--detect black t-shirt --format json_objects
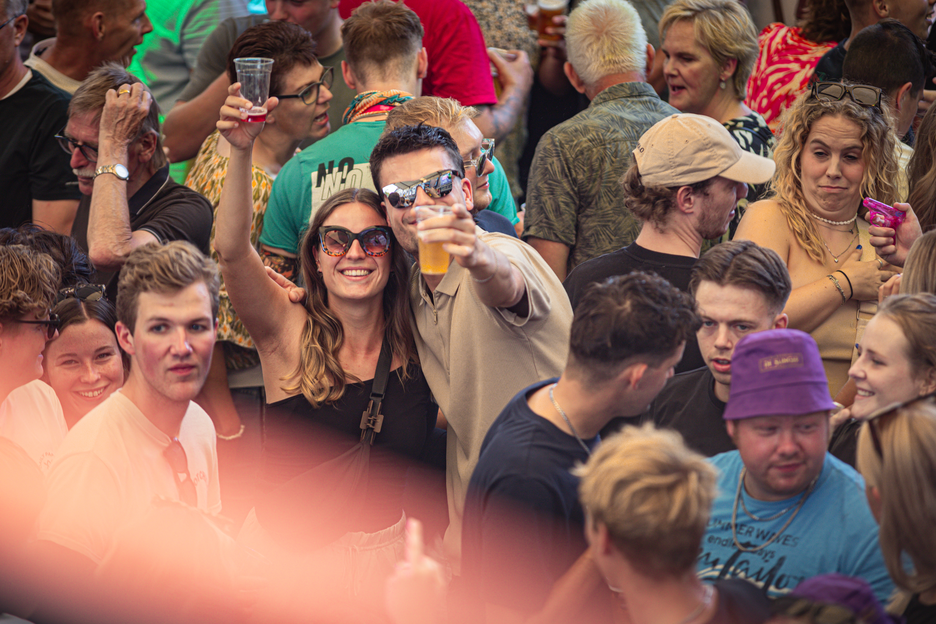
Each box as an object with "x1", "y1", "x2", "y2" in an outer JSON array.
[
  {"x1": 644, "y1": 366, "x2": 735, "y2": 457},
  {"x1": 0, "y1": 71, "x2": 80, "y2": 228},
  {"x1": 904, "y1": 593, "x2": 936, "y2": 624},
  {"x1": 475, "y1": 209, "x2": 518, "y2": 237},
  {"x1": 563, "y1": 242, "x2": 704, "y2": 373},
  {"x1": 814, "y1": 39, "x2": 847, "y2": 83},
  {"x1": 72, "y1": 166, "x2": 213, "y2": 296},
  {"x1": 462, "y1": 378, "x2": 596, "y2": 615}
]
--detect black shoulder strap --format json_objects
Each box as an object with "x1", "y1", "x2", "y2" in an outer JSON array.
[{"x1": 360, "y1": 337, "x2": 393, "y2": 445}]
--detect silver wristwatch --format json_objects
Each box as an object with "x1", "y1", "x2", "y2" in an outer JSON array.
[{"x1": 93, "y1": 164, "x2": 130, "y2": 180}]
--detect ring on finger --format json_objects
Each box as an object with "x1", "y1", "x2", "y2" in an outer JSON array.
[
  {"x1": 877, "y1": 258, "x2": 884, "y2": 269},
  {"x1": 118, "y1": 88, "x2": 131, "y2": 95}
]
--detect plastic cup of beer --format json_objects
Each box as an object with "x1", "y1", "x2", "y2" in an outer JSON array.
[
  {"x1": 415, "y1": 205, "x2": 452, "y2": 275},
  {"x1": 537, "y1": 0, "x2": 569, "y2": 41},
  {"x1": 234, "y1": 57, "x2": 273, "y2": 123}
]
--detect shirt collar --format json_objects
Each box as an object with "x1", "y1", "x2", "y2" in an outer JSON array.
[
  {"x1": 129, "y1": 165, "x2": 170, "y2": 218},
  {"x1": 589, "y1": 82, "x2": 659, "y2": 108}
]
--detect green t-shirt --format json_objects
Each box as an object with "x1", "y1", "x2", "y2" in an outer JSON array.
[
  {"x1": 260, "y1": 120, "x2": 386, "y2": 256},
  {"x1": 487, "y1": 156, "x2": 518, "y2": 225}
]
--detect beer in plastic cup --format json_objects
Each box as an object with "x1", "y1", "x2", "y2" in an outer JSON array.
[
  {"x1": 234, "y1": 57, "x2": 273, "y2": 122},
  {"x1": 537, "y1": 0, "x2": 568, "y2": 41},
  {"x1": 415, "y1": 205, "x2": 452, "y2": 275}
]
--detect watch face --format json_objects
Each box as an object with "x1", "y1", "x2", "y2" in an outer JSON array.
[{"x1": 114, "y1": 164, "x2": 129, "y2": 179}]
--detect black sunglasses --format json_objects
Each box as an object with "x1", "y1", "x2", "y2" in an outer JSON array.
[
  {"x1": 12, "y1": 313, "x2": 61, "y2": 340},
  {"x1": 864, "y1": 391, "x2": 936, "y2": 459},
  {"x1": 273, "y1": 66, "x2": 334, "y2": 105},
  {"x1": 55, "y1": 284, "x2": 106, "y2": 305},
  {"x1": 810, "y1": 81, "x2": 883, "y2": 110},
  {"x1": 318, "y1": 225, "x2": 392, "y2": 257},
  {"x1": 382, "y1": 169, "x2": 461, "y2": 209},
  {"x1": 164, "y1": 437, "x2": 198, "y2": 507},
  {"x1": 464, "y1": 138, "x2": 495, "y2": 176},
  {"x1": 54, "y1": 129, "x2": 99, "y2": 163}
]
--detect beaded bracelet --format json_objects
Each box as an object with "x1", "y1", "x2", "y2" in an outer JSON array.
[
  {"x1": 827, "y1": 274, "x2": 847, "y2": 305},
  {"x1": 217, "y1": 423, "x2": 245, "y2": 441},
  {"x1": 834, "y1": 270, "x2": 853, "y2": 300}
]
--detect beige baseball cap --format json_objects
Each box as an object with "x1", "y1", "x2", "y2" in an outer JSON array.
[{"x1": 633, "y1": 114, "x2": 776, "y2": 188}]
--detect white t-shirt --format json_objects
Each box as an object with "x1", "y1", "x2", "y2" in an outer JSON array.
[
  {"x1": 37, "y1": 390, "x2": 221, "y2": 564},
  {"x1": 0, "y1": 380, "x2": 67, "y2": 473}
]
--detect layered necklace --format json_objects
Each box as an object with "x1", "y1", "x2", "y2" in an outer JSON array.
[
  {"x1": 809, "y1": 211, "x2": 858, "y2": 263},
  {"x1": 731, "y1": 468, "x2": 819, "y2": 553}
]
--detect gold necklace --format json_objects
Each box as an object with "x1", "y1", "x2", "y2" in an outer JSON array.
[{"x1": 820, "y1": 231, "x2": 859, "y2": 263}]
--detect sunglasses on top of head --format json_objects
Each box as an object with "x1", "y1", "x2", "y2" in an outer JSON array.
[
  {"x1": 809, "y1": 81, "x2": 883, "y2": 111},
  {"x1": 318, "y1": 226, "x2": 393, "y2": 257},
  {"x1": 381, "y1": 169, "x2": 461, "y2": 209}
]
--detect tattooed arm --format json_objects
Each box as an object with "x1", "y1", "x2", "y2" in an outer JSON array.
[{"x1": 473, "y1": 49, "x2": 534, "y2": 144}]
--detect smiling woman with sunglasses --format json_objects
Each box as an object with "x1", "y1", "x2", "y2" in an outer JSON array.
[
  {"x1": 213, "y1": 69, "x2": 438, "y2": 607},
  {"x1": 855, "y1": 394, "x2": 936, "y2": 623},
  {"x1": 736, "y1": 85, "x2": 902, "y2": 395}
]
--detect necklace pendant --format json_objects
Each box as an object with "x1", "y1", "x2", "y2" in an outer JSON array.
[{"x1": 834, "y1": 259, "x2": 838, "y2": 263}]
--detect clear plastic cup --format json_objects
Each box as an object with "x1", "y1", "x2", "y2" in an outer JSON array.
[
  {"x1": 234, "y1": 57, "x2": 274, "y2": 122},
  {"x1": 415, "y1": 205, "x2": 452, "y2": 275}
]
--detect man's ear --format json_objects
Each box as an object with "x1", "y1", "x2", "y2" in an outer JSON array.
[
  {"x1": 624, "y1": 362, "x2": 648, "y2": 390},
  {"x1": 894, "y1": 82, "x2": 915, "y2": 113},
  {"x1": 461, "y1": 175, "x2": 474, "y2": 213},
  {"x1": 773, "y1": 312, "x2": 789, "y2": 329},
  {"x1": 416, "y1": 47, "x2": 428, "y2": 80},
  {"x1": 645, "y1": 43, "x2": 655, "y2": 77},
  {"x1": 90, "y1": 11, "x2": 106, "y2": 41},
  {"x1": 726, "y1": 419, "x2": 738, "y2": 440},
  {"x1": 341, "y1": 60, "x2": 357, "y2": 91},
  {"x1": 676, "y1": 185, "x2": 698, "y2": 215},
  {"x1": 564, "y1": 62, "x2": 588, "y2": 95},
  {"x1": 872, "y1": 0, "x2": 890, "y2": 18},
  {"x1": 115, "y1": 321, "x2": 134, "y2": 356},
  {"x1": 133, "y1": 131, "x2": 158, "y2": 165}
]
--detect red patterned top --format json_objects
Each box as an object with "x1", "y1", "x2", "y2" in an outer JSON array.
[{"x1": 745, "y1": 24, "x2": 838, "y2": 134}]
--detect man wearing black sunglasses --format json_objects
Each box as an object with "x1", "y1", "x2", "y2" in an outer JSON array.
[
  {"x1": 0, "y1": 0, "x2": 80, "y2": 234},
  {"x1": 259, "y1": 0, "x2": 427, "y2": 271},
  {"x1": 370, "y1": 123, "x2": 573, "y2": 575},
  {"x1": 0, "y1": 245, "x2": 67, "y2": 475}
]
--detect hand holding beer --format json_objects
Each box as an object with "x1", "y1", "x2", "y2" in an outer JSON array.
[{"x1": 415, "y1": 202, "x2": 481, "y2": 276}]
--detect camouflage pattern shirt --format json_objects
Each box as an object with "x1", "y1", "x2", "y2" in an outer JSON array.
[{"x1": 523, "y1": 82, "x2": 677, "y2": 274}]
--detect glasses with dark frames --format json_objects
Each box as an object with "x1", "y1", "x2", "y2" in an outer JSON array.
[
  {"x1": 318, "y1": 226, "x2": 393, "y2": 257},
  {"x1": 272, "y1": 66, "x2": 334, "y2": 105},
  {"x1": 55, "y1": 284, "x2": 106, "y2": 305},
  {"x1": 382, "y1": 169, "x2": 462, "y2": 209},
  {"x1": 54, "y1": 128, "x2": 99, "y2": 163},
  {"x1": 11, "y1": 313, "x2": 61, "y2": 340},
  {"x1": 0, "y1": 13, "x2": 23, "y2": 31},
  {"x1": 463, "y1": 138, "x2": 495, "y2": 176},
  {"x1": 164, "y1": 437, "x2": 198, "y2": 507},
  {"x1": 809, "y1": 81, "x2": 883, "y2": 110}
]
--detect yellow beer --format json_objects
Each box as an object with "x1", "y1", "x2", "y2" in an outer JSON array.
[
  {"x1": 537, "y1": 0, "x2": 568, "y2": 41},
  {"x1": 415, "y1": 205, "x2": 452, "y2": 275}
]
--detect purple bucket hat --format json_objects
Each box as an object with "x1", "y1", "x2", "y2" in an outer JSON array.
[
  {"x1": 723, "y1": 329, "x2": 835, "y2": 421},
  {"x1": 788, "y1": 574, "x2": 900, "y2": 624}
]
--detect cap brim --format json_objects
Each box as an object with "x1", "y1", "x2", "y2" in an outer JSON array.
[{"x1": 720, "y1": 150, "x2": 776, "y2": 186}]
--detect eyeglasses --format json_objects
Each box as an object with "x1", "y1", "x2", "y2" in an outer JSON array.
[
  {"x1": 382, "y1": 169, "x2": 462, "y2": 209},
  {"x1": 464, "y1": 138, "x2": 495, "y2": 176},
  {"x1": 164, "y1": 437, "x2": 198, "y2": 507},
  {"x1": 11, "y1": 313, "x2": 61, "y2": 340},
  {"x1": 771, "y1": 597, "x2": 861, "y2": 624},
  {"x1": 273, "y1": 66, "x2": 334, "y2": 105},
  {"x1": 809, "y1": 81, "x2": 883, "y2": 110},
  {"x1": 0, "y1": 13, "x2": 22, "y2": 31},
  {"x1": 55, "y1": 284, "x2": 106, "y2": 305},
  {"x1": 55, "y1": 129, "x2": 99, "y2": 163},
  {"x1": 864, "y1": 391, "x2": 936, "y2": 459},
  {"x1": 318, "y1": 225, "x2": 393, "y2": 257}
]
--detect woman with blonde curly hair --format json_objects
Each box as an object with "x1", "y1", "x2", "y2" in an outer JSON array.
[
  {"x1": 736, "y1": 86, "x2": 899, "y2": 394},
  {"x1": 856, "y1": 394, "x2": 936, "y2": 623}
]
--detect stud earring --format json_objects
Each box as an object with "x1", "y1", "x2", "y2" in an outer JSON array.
[{"x1": 719, "y1": 80, "x2": 727, "y2": 90}]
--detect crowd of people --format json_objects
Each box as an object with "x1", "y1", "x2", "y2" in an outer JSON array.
[{"x1": 2, "y1": 0, "x2": 936, "y2": 623}]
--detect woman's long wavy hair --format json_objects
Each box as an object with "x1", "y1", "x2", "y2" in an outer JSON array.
[
  {"x1": 281, "y1": 188, "x2": 417, "y2": 407},
  {"x1": 907, "y1": 103, "x2": 936, "y2": 233},
  {"x1": 767, "y1": 89, "x2": 898, "y2": 263},
  {"x1": 856, "y1": 397, "x2": 936, "y2": 601}
]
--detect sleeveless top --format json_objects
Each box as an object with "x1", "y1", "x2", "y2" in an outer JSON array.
[{"x1": 260, "y1": 363, "x2": 437, "y2": 532}]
